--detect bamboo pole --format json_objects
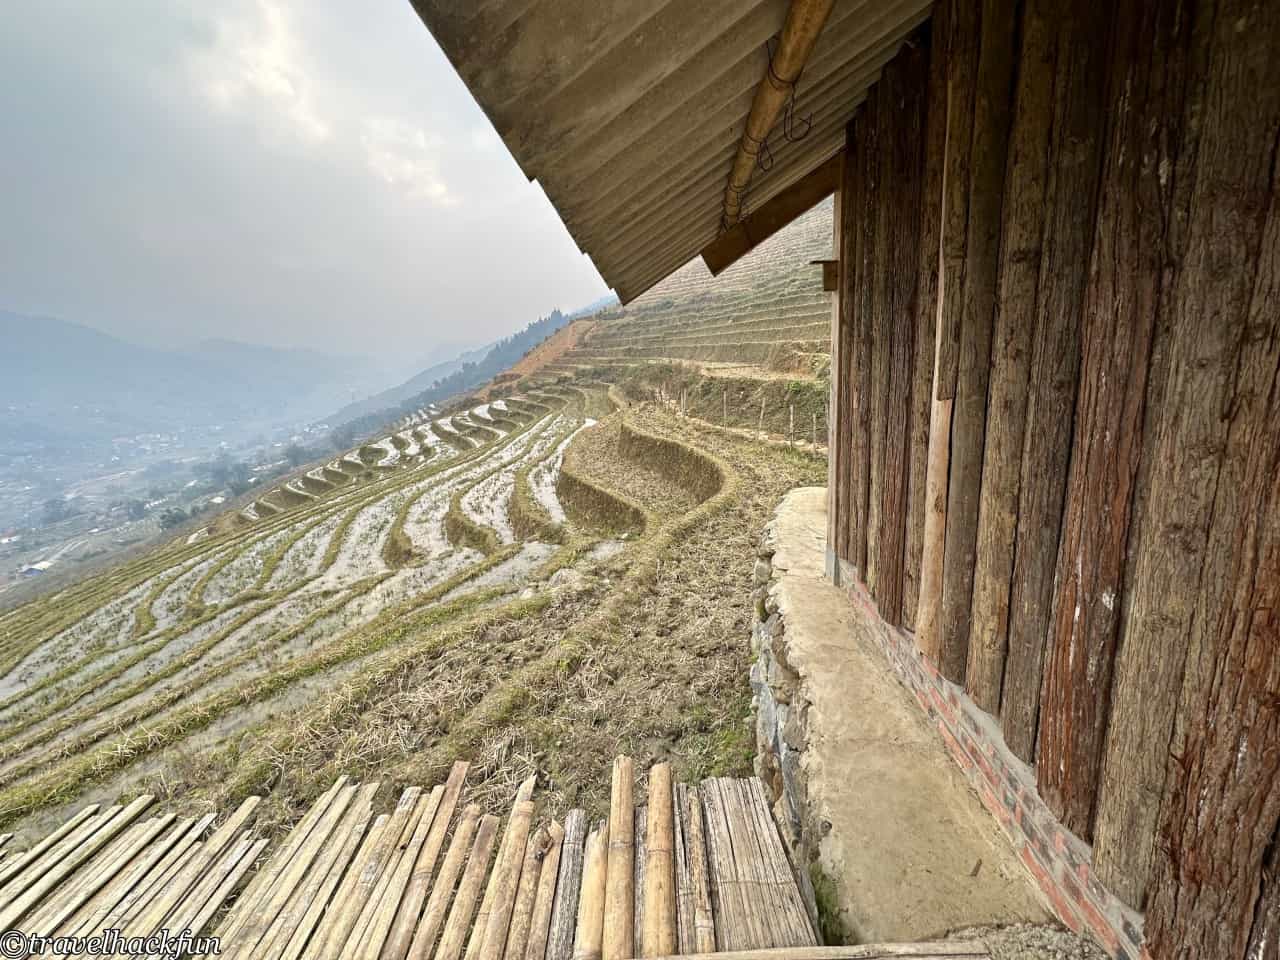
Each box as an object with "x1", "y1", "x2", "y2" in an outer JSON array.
[
  {"x1": 722, "y1": 0, "x2": 838, "y2": 223},
  {"x1": 685, "y1": 790, "x2": 716, "y2": 954},
  {"x1": 524, "y1": 822, "x2": 565, "y2": 960},
  {"x1": 603, "y1": 757, "x2": 635, "y2": 960},
  {"x1": 642, "y1": 764, "x2": 677, "y2": 957},
  {"x1": 547, "y1": 811, "x2": 588, "y2": 960},
  {"x1": 404, "y1": 806, "x2": 482, "y2": 960},
  {"x1": 505, "y1": 827, "x2": 550, "y2": 960},
  {"x1": 434, "y1": 815, "x2": 500, "y2": 960},
  {"x1": 759, "y1": 398, "x2": 766, "y2": 437},
  {"x1": 477, "y1": 800, "x2": 536, "y2": 960},
  {"x1": 572, "y1": 822, "x2": 609, "y2": 960}
]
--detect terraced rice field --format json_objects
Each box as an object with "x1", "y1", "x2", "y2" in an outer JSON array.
[
  {"x1": 546, "y1": 200, "x2": 833, "y2": 381},
  {"x1": 0, "y1": 377, "x2": 824, "y2": 845}
]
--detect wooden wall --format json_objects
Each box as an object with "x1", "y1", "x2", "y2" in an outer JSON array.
[{"x1": 827, "y1": 0, "x2": 1280, "y2": 955}]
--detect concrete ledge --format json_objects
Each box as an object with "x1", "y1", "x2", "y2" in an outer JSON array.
[{"x1": 752, "y1": 488, "x2": 1047, "y2": 943}]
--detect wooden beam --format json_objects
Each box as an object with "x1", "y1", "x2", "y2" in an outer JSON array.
[
  {"x1": 872, "y1": 36, "x2": 928, "y2": 626},
  {"x1": 1057, "y1": 0, "x2": 1203, "y2": 907},
  {"x1": 936, "y1": 0, "x2": 1018, "y2": 683},
  {"x1": 701, "y1": 153, "x2": 842, "y2": 276},
  {"x1": 1019, "y1": 0, "x2": 1114, "y2": 823},
  {"x1": 963, "y1": 0, "x2": 1056, "y2": 714},
  {"x1": 902, "y1": 12, "x2": 946, "y2": 632}
]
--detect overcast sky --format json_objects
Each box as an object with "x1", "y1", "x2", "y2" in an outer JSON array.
[{"x1": 0, "y1": 0, "x2": 609, "y2": 365}]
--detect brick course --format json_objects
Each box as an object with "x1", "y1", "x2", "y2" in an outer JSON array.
[{"x1": 832, "y1": 559, "x2": 1145, "y2": 960}]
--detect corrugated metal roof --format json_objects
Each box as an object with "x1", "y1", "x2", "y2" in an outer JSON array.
[{"x1": 411, "y1": 0, "x2": 931, "y2": 301}]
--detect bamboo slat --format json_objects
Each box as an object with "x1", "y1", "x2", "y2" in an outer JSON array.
[
  {"x1": 684, "y1": 789, "x2": 716, "y2": 954},
  {"x1": 339, "y1": 788, "x2": 424, "y2": 956},
  {"x1": 67, "y1": 814, "x2": 211, "y2": 942},
  {"x1": 382, "y1": 761, "x2": 471, "y2": 960},
  {"x1": 603, "y1": 756, "x2": 635, "y2": 960},
  {"x1": 229, "y1": 782, "x2": 362, "y2": 958},
  {"x1": 643, "y1": 764, "x2": 677, "y2": 957},
  {"x1": 302, "y1": 813, "x2": 392, "y2": 960},
  {"x1": 477, "y1": 799, "x2": 536, "y2": 960},
  {"x1": 467, "y1": 777, "x2": 536, "y2": 960},
  {"x1": 352, "y1": 787, "x2": 442, "y2": 960},
  {"x1": 0, "y1": 807, "x2": 114, "y2": 908},
  {"x1": 222, "y1": 779, "x2": 347, "y2": 946},
  {"x1": 505, "y1": 825, "x2": 550, "y2": 960},
  {"x1": 0, "y1": 795, "x2": 152, "y2": 931},
  {"x1": 262, "y1": 782, "x2": 380, "y2": 960},
  {"x1": 127, "y1": 795, "x2": 260, "y2": 938},
  {"x1": 279, "y1": 798, "x2": 377, "y2": 960},
  {"x1": 434, "y1": 814, "x2": 500, "y2": 960},
  {"x1": 29, "y1": 814, "x2": 175, "y2": 937},
  {"x1": 672, "y1": 786, "x2": 694, "y2": 954},
  {"x1": 572, "y1": 821, "x2": 609, "y2": 960},
  {"x1": 524, "y1": 821, "x2": 565, "y2": 960},
  {"x1": 405, "y1": 805, "x2": 482, "y2": 960},
  {"x1": 0, "y1": 805, "x2": 100, "y2": 896},
  {"x1": 547, "y1": 810, "x2": 587, "y2": 960}
]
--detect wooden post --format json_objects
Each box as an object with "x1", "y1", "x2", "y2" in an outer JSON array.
[
  {"x1": 1019, "y1": 0, "x2": 1115, "y2": 824},
  {"x1": 903, "y1": 8, "x2": 948, "y2": 631},
  {"x1": 963, "y1": 0, "x2": 1055, "y2": 713},
  {"x1": 788, "y1": 405, "x2": 795, "y2": 448},
  {"x1": 936, "y1": 0, "x2": 1018, "y2": 683},
  {"x1": 1050, "y1": 0, "x2": 1202, "y2": 903},
  {"x1": 933, "y1": 0, "x2": 978, "y2": 402},
  {"x1": 811, "y1": 413, "x2": 817, "y2": 451},
  {"x1": 872, "y1": 37, "x2": 927, "y2": 627},
  {"x1": 722, "y1": 390, "x2": 728, "y2": 428},
  {"x1": 758, "y1": 397, "x2": 766, "y2": 437},
  {"x1": 1112, "y1": 0, "x2": 1280, "y2": 935},
  {"x1": 850, "y1": 102, "x2": 877, "y2": 578}
]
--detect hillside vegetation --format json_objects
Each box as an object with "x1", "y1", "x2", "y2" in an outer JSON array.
[{"x1": 0, "y1": 211, "x2": 829, "y2": 849}]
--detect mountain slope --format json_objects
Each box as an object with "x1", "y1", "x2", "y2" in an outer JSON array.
[{"x1": 0, "y1": 312, "x2": 381, "y2": 444}]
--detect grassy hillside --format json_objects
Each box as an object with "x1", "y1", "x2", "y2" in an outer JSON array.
[
  {"x1": 556, "y1": 200, "x2": 833, "y2": 380},
  {"x1": 0, "y1": 212, "x2": 831, "y2": 847}
]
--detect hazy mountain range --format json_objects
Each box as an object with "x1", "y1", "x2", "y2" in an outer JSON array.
[{"x1": 0, "y1": 311, "x2": 390, "y2": 447}]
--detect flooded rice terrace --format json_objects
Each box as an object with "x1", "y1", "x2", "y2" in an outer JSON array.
[{"x1": 0, "y1": 388, "x2": 614, "y2": 841}]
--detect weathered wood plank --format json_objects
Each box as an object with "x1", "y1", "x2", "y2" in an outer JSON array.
[
  {"x1": 865, "y1": 74, "x2": 892, "y2": 601},
  {"x1": 1030, "y1": 0, "x2": 1134, "y2": 824},
  {"x1": 903, "y1": 12, "x2": 946, "y2": 630},
  {"x1": 933, "y1": 0, "x2": 978, "y2": 402},
  {"x1": 1057, "y1": 0, "x2": 1206, "y2": 907},
  {"x1": 546, "y1": 809, "x2": 587, "y2": 960},
  {"x1": 965, "y1": 0, "x2": 1056, "y2": 712},
  {"x1": 848, "y1": 103, "x2": 877, "y2": 579},
  {"x1": 873, "y1": 35, "x2": 927, "y2": 626},
  {"x1": 936, "y1": 0, "x2": 1018, "y2": 683},
  {"x1": 1143, "y1": 1, "x2": 1280, "y2": 948}
]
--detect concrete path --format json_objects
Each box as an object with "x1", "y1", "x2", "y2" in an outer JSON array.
[{"x1": 768, "y1": 487, "x2": 1047, "y2": 942}]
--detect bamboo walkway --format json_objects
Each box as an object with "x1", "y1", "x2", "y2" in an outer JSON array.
[{"x1": 0, "y1": 758, "x2": 988, "y2": 960}]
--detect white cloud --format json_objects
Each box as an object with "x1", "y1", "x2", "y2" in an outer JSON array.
[
  {"x1": 361, "y1": 116, "x2": 454, "y2": 204},
  {"x1": 188, "y1": 0, "x2": 329, "y2": 143}
]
